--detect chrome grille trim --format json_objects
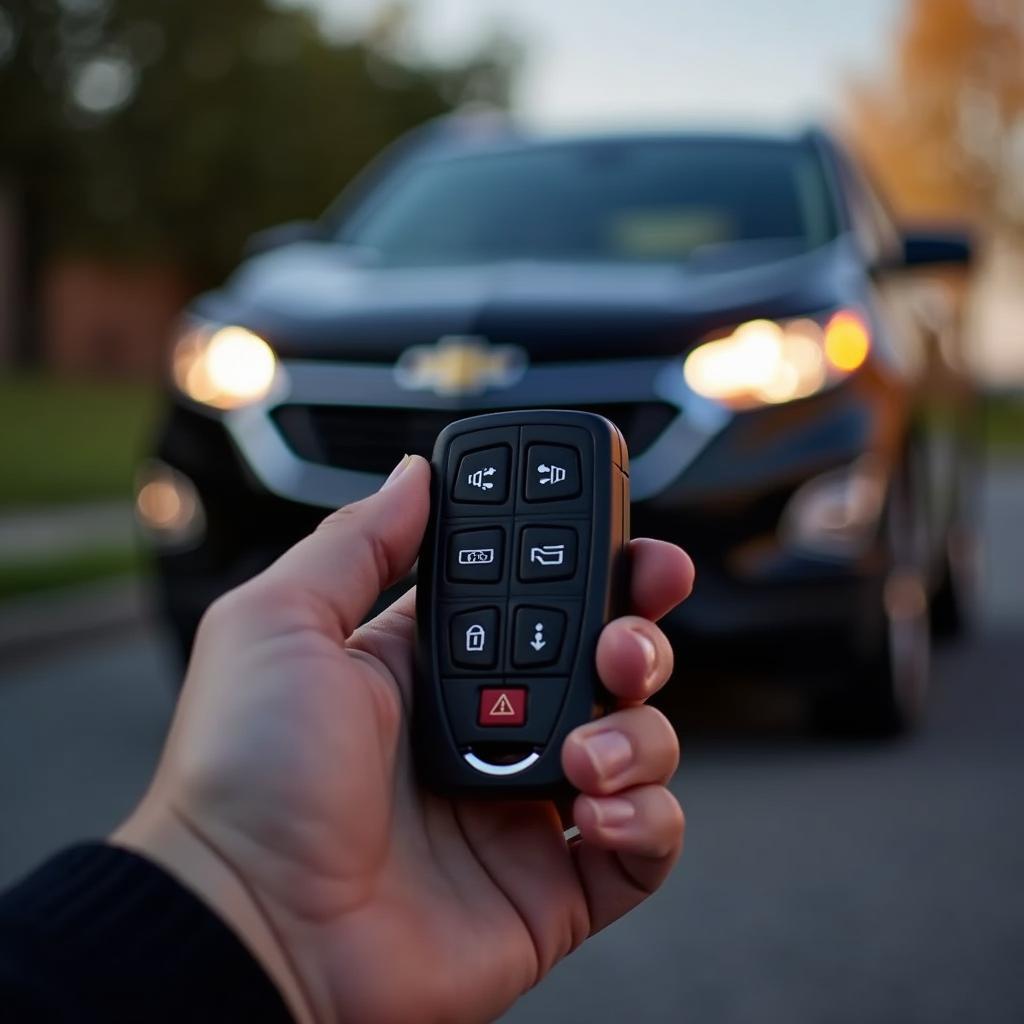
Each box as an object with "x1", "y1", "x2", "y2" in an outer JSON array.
[{"x1": 222, "y1": 357, "x2": 728, "y2": 509}]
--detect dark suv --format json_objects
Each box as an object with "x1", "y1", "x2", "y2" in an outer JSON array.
[{"x1": 141, "y1": 118, "x2": 974, "y2": 732}]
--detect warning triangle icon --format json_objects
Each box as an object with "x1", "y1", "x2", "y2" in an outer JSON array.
[{"x1": 489, "y1": 693, "x2": 516, "y2": 716}]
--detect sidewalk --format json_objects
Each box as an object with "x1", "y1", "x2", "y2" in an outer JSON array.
[
  {"x1": 0, "y1": 501, "x2": 135, "y2": 563},
  {"x1": 0, "y1": 576, "x2": 149, "y2": 659},
  {"x1": 0, "y1": 501, "x2": 144, "y2": 658}
]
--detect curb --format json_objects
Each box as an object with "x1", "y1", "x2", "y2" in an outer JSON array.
[
  {"x1": 0, "y1": 576, "x2": 150, "y2": 661},
  {"x1": 0, "y1": 501, "x2": 134, "y2": 562}
]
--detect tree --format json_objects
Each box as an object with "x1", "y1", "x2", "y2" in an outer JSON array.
[
  {"x1": 0, "y1": 0, "x2": 519, "y2": 358},
  {"x1": 845, "y1": 0, "x2": 1024, "y2": 230}
]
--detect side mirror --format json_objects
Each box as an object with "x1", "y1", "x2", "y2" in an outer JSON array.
[
  {"x1": 900, "y1": 227, "x2": 973, "y2": 269},
  {"x1": 243, "y1": 220, "x2": 327, "y2": 258}
]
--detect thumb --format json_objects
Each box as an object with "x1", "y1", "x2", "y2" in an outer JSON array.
[{"x1": 260, "y1": 454, "x2": 431, "y2": 636}]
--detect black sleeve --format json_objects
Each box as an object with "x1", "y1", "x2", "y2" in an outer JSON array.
[{"x1": 0, "y1": 843, "x2": 294, "y2": 1022}]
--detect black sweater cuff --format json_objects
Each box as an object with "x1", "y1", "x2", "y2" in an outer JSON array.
[{"x1": 0, "y1": 842, "x2": 293, "y2": 1022}]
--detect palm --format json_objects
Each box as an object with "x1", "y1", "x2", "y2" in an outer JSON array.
[{"x1": 191, "y1": 602, "x2": 588, "y2": 1023}]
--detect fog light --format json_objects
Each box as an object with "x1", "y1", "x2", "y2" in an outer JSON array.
[
  {"x1": 780, "y1": 456, "x2": 886, "y2": 557},
  {"x1": 135, "y1": 460, "x2": 205, "y2": 549}
]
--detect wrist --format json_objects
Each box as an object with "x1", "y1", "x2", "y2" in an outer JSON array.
[{"x1": 112, "y1": 799, "x2": 316, "y2": 1024}]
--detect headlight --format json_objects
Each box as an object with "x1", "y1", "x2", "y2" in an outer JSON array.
[
  {"x1": 172, "y1": 323, "x2": 278, "y2": 409},
  {"x1": 683, "y1": 310, "x2": 870, "y2": 410}
]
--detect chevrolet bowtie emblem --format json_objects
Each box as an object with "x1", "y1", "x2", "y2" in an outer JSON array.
[{"x1": 394, "y1": 336, "x2": 527, "y2": 396}]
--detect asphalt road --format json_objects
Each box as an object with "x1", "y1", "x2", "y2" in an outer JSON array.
[{"x1": 1, "y1": 462, "x2": 1022, "y2": 1023}]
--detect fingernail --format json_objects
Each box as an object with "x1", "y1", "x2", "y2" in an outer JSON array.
[
  {"x1": 382, "y1": 454, "x2": 411, "y2": 490},
  {"x1": 589, "y1": 796, "x2": 635, "y2": 829},
  {"x1": 632, "y1": 629, "x2": 657, "y2": 681},
  {"x1": 583, "y1": 729, "x2": 633, "y2": 780}
]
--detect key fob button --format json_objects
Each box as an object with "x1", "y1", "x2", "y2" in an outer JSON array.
[
  {"x1": 524, "y1": 444, "x2": 581, "y2": 501},
  {"x1": 478, "y1": 687, "x2": 526, "y2": 726},
  {"x1": 519, "y1": 526, "x2": 577, "y2": 582},
  {"x1": 511, "y1": 607, "x2": 566, "y2": 668},
  {"x1": 452, "y1": 446, "x2": 511, "y2": 503},
  {"x1": 450, "y1": 608, "x2": 500, "y2": 669},
  {"x1": 448, "y1": 528, "x2": 504, "y2": 583},
  {"x1": 442, "y1": 677, "x2": 569, "y2": 746}
]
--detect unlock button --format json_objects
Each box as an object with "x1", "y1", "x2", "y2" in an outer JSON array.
[{"x1": 450, "y1": 608, "x2": 499, "y2": 669}]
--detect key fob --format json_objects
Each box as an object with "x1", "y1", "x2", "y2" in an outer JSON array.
[{"x1": 413, "y1": 410, "x2": 630, "y2": 795}]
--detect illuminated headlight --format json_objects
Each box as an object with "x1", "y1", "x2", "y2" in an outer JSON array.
[
  {"x1": 134, "y1": 460, "x2": 205, "y2": 549},
  {"x1": 683, "y1": 310, "x2": 871, "y2": 410},
  {"x1": 172, "y1": 323, "x2": 278, "y2": 409}
]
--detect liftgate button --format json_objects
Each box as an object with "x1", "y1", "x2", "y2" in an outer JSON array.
[{"x1": 478, "y1": 688, "x2": 526, "y2": 726}]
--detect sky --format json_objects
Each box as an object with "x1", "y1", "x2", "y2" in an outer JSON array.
[{"x1": 311, "y1": 0, "x2": 905, "y2": 130}]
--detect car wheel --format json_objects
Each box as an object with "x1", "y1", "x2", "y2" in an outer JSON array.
[
  {"x1": 816, "y1": 463, "x2": 932, "y2": 736},
  {"x1": 930, "y1": 525, "x2": 976, "y2": 639},
  {"x1": 930, "y1": 455, "x2": 980, "y2": 640},
  {"x1": 846, "y1": 565, "x2": 932, "y2": 735}
]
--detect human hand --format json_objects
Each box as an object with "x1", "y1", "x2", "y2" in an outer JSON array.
[{"x1": 114, "y1": 454, "x2": 694, "y2": 1024}]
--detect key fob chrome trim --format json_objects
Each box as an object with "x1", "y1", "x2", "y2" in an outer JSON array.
[{"x1": 463, "y1": 751, "x2": 542, "y2": 776}]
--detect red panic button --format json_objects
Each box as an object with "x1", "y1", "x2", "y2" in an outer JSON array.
[{"x1": 478, "y1": 688, "x2": 527, "y2": 726}]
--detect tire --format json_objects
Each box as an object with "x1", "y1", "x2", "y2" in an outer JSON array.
[
  {"x1": 930, "y1": 527, "x2": 974, "y2": 639},
  {"x1": 930, "y1": 454, "x2": 979, "y2": 641},
  {"x1": 816, "y1": 461, "x2": 932, "y2": 736}
]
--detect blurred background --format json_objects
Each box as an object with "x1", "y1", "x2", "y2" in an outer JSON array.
[{"x1": 1, "y1": 1, "x2": 1022, "y2": 1021}]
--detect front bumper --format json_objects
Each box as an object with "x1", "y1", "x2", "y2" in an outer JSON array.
[{"x1": 150, "y1": 353, "x2": 896, "y2": 656}]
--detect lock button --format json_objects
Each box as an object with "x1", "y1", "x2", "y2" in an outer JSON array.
[{"x1": 449, "y1": 608, "x2": 500, "y2": 670}]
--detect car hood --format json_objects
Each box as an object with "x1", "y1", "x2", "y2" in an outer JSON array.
[{"x1": 192, "y1": 240, "x2": 858, "y2": 363}]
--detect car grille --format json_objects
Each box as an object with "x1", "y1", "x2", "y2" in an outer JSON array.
[{"x1": 271, "y1": 402, "x2": 677, "y2": 475}]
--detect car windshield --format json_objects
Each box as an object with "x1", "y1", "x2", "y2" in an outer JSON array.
[{"x1": 338, "y1": 138, "x2": 837, "y2": 267}]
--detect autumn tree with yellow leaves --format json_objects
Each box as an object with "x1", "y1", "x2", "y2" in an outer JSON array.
[{"x1": 847, "y1": 0, "x2": 1024, "y2": 232}]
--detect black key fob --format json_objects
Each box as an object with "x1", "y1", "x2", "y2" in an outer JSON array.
[{"x1": 414, "y1": 410, "x2": 630, "y2": 795}]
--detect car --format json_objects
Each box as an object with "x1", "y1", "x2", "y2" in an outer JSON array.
[{"x1": 139, "y1": 117, "x2": 975, "y2": 733}]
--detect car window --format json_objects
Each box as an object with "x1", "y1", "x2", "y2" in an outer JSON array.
[{"x1": 339, "y1": 139, "x2": 838, "y2": 267}]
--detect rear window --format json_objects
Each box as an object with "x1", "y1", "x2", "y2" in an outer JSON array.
[{"x1": 339, "y1": 138, "x2": 837, "y2": 267}]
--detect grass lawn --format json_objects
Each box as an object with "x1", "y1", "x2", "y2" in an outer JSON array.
[
  {"x1": 0, "y1": 374, "x2": 157, "y2": 598},
  {"x1": 0, "y1": 374, "x2": 159, "y2": 506},
  {"x1": 983, "y1": 394, "x2": 1024, "y2": 454},
  {"x1": 0, "y1": 546, "x2": 148, "y2": 602}
]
